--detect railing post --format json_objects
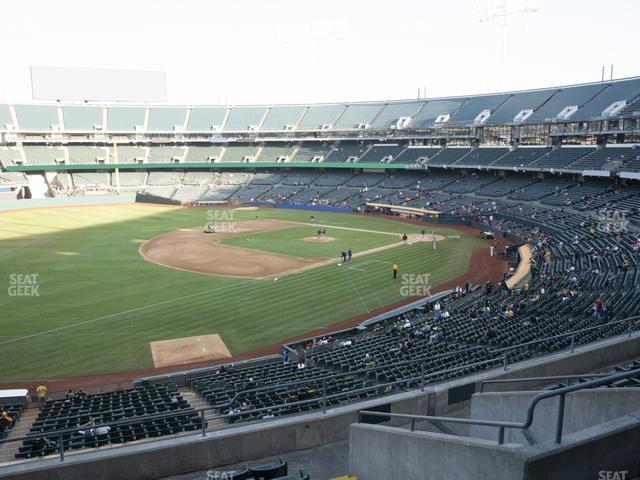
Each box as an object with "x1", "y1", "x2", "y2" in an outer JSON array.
[
  {"x1": 570, "y1": 334, "x2": 575, "y2": 353},
  {"x1": 322, "y1": 378, "x2": 327, "y2": 414},
  {"x1": 498, "y1": 426, "x2": 505, "y2": 445},
  {"x1": 200, "y1": 410, "x2": 206, "y2": 437},
  {"x1": 426, "y1": 389, "x2": 436, "y2": 416},
  {"x1": 555, "y1": 393, "x2": 566, "y2": 444},
  {"x1": 410, "y1": 418, "x2": 416, "y2": 432},
  {"x1": 503, "y1": 353, "x2": 508, "y2": 371},
  {"x1": 58, "y1": 433, "x2": 64, "y2": 462},
  {"x1": 420, "y1": 361, "x2": 426, "y2": 392}
]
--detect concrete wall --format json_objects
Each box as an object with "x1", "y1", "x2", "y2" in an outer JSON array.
[
  {"x1": 526, "y1": 415, "x2": 640, "y2": 480},
  {"x1": 350, "y1": 414, "x2": 640, "y2": 480},
  {"x1": 0, "y1": 391, "x2": 428, "y2": 480},
  {"x1": 349, "y1": 423, "x2": 526, "y2": 480},
  {"x1": 0, "y1": 410, "x2": 357, "y2": 480},
  {"x1": 427, "y1": 333, "x2": 640, "y2": 418},
  {"x1": 1, "y1": 333, "x2": 638, "y2": 480},
  {"x1": 469, "y1": 389, "x2": 640, "y2": 444}
]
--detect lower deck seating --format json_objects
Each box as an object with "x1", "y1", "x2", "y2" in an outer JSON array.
[
  {"x1": 0, "y1": 404, "x2": 24, "y2": 439},
  {"x1": 183, "y1": 201, "x2": 640, "y2": 425},
  {"x1": 16, "y1": 385, "x2": 201, "y2": 458}
]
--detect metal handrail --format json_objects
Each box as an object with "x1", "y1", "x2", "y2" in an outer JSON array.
[
  {"x1": 7, "y1": 314, "x2": 639, "y2": 441},
  {"x1": 5, "y1": 344, "x2": 489, "y2": 430},
  {"x1": 205, "y1": 315, "x2": 640, "y2": 406},
  {"x1": 0, "y1": 356, "x2": 504, "y2": 463},
  {"x1": 2, "y1": 315, "x2": 639, "y2": 464},
  {"x1": 495, "y1": 315, "x2": 640, "y2": 355},
  {"x1": 210, "y1": 345, "x2": 489, "y2": 409},
  {"x1": 358, "y1": 367, "x2": 640, "y2": 445},
  {"x1": 479, "y1": 373, "x2": 614, "y2": 393}
]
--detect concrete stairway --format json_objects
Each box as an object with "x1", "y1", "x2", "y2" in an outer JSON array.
[
  {"x1": 0, "y1": 407, "x2": 40, "y2": 464},
  {"x1": 178, "y1": 387, "x2": 225, "y2": 428}
]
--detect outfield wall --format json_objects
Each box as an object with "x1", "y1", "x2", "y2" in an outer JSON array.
[
  {"x1": 134, "y1": 193, "x2": 181, "y2": 206},
  {"x1": 0, "y1": 195, "x2": 136, "y2": 211},
  {"x1": 275, "y1": 203, "x2": 353, "y2": 213}
]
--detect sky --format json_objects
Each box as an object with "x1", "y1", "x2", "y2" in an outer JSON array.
[{"x1": 1, "y1": 0, "x2": 639, "y2": 105}]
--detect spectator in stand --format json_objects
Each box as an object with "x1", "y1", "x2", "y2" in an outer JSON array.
[
  {"x1": 485, "y1": 325, "x2": 498, "y2": 340},
  {"x1": 73, "y1": 388, "x2": 88, "y2": 405},
  {"x1": 0, "y1": 411, "x2": 13, "y2": 433},
  {"x1": 95, "y1": 425, "x2": 111, "y2": 445},
  {"x1": 593, "y1": 299, "x2": 605, "y2": 320},
  {"x1": 364, "y1": 354, "x2": 377, "y2": 368},
  {"x1": 35, "y1": 383, "x2": 48, "y2": 408},
  {"x1": 31, "y1": 436, "x2": 56, "y2": 457},
  {"x1": 64, "y1": 389, "x2": 75, "y2": 404}
]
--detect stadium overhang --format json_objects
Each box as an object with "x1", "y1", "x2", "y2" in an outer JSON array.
[{"x1": 366, "y1": 202, "x2": 441, "y2": 217}]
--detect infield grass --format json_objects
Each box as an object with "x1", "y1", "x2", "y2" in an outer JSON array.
[
  {"x1": 222, "y1": 225, "x2": 401, "y2": 258},
  {"x1": 0, "y1": 204, "x2": 487, "y2": 382}
]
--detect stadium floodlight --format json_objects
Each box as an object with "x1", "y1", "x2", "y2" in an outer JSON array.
[{"x1": 475, "y1": 0, "x2": 539, "y2": 23}]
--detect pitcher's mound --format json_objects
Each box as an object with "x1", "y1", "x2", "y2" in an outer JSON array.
[
  {"x1": 150, "y1": 334, "x2": 232, "y2": 368},
  {"x1": 303, "y1": 236, "x2": 336, "y2": 243}
]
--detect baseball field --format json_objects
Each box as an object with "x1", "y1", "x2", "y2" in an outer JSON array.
[{"x1": 0, "y1": 204, "x2": 491, "y2": 383}]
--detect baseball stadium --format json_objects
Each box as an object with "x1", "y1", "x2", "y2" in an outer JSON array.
[{"x1": 1, "y1": 1, "x2": 640, "y2": 479}]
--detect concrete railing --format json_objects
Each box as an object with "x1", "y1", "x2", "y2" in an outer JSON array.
[
  {"x1": 358, "y1": 367, "x2": 640, "y2": 445},
  {"x1": 3, "y1": 316, "x2": 639, "y2": 466},
  {"x1": 0, "y1": 354, "x2": 503, "y2": 465}
]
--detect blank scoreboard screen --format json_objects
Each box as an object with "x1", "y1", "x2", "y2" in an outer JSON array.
[{"x1": 30, "y1": 66, "x2": 167, "y2": 103}]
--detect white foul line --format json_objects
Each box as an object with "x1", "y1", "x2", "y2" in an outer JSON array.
[
  {"x1": 0, "y1": 280, "x2": 254, "y2": 347},
  {"x1": 302, "y1": 222, "x2": 409, "y2": 237},
  {"x1": 347, "y1": 266, "x2": 367, "y2": 272}
]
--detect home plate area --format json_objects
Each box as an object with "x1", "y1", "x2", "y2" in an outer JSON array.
[{"x1": 149, "y1": 334, "x2": 232, "y2": 368}]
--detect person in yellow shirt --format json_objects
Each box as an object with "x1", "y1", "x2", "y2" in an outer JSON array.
[
  {"x1": 35, "y1": 384, "x2": 48, "y2": 408},
  {"x1": 392, "y1": 263, "x2": 399, "y2": 279}
]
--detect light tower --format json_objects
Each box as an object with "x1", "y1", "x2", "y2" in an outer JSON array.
[{"x1": 475, "y1": 0, "x2": 539, "y2": 92}]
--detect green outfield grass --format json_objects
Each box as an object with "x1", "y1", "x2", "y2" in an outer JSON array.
[{"x1": 0, "y1": 204, "x2": 487, "y2": 382}]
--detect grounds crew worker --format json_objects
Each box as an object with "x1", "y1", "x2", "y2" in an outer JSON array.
[{"x1": 392, "y1": 263, "x2": 399, "y2": 279}]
